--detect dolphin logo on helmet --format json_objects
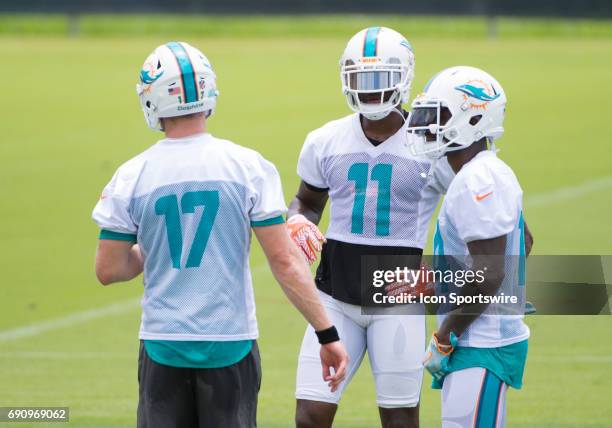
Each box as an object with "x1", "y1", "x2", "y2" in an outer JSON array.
[
  {"x1": 140, "y1": 63, "x2": 164, "y2": 84},
  {"x1": 407, "y1": 66, "x2": 507, "y2": 159},
  {"x1": 455, "y1": 83, "x2": 500, "y2": 102}
]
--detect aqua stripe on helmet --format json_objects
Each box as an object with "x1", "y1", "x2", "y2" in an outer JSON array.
[
  {"x1": 424, "y1": 70, "x2": 443, "y2": 91},
  {"x1": 363, "y1": 27, "x2": 381, "y2": 57},
  {"x1": 166, "y1": 42, "x2": 198, "y2": 104}
]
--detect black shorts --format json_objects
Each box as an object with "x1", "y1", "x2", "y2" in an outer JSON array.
[
  {"x1": 137, "y1": 341, "x2": 261, "y2": 428},
  {"x1": 316, "y1": 238, "x2": 423, "y2": 305}
]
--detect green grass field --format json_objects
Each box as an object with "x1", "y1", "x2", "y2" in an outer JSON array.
[{"x1": 1, "y1": 15, "x2": 612, "y2": 427}]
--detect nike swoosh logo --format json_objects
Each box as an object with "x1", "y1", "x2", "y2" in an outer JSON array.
[{"x1": 475, "y1": 191, "x2": 493, "y2": 202}]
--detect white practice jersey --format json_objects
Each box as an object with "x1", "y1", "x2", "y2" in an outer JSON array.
[
  {"x1": 298, "y1": 113, "x2": 454, "y2": 248},
  {"x1": 434, "y1": 150, "x2": 529, "y2": 348},
  {"x1": 92, "y1": 133, "x2": 287, "y2": 341}
]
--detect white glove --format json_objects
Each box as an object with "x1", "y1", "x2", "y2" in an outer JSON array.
[{"x1": 423, "y1": 331, "x2": 458, "y2": 383}]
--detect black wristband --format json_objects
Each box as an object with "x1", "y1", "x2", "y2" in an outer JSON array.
[{"x1": 315, "y1": 325, "x2": 340, "y2": 345}]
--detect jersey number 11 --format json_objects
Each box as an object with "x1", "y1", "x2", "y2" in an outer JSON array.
[{"x1": 348, "y1": 163, "x2": 392, "y2": 236}]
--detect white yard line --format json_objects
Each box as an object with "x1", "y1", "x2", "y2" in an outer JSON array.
[
  {"x1": 0, "y1": 299, "x2": 140, "y2": 343},
  {"x1": 0, "y1": 351, "x2": 133, "y2": 360},
  {"x1": 525, "y1": 175, "x2": 612, "y2": 208},
  {"x1": 0, "y1": 262, "x2": 270, "y2": 343}
]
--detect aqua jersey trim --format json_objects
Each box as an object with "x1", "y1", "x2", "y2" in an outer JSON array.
[
  {"x1": 99, "y1": 229, "x2": 137, "y2": 242},
  {"x1": 166, "y1": 42, "x2": 199, "y2": 104},
  {"x1": 432, "y1": 220, "x2": 451, "y2": 293},
  {"x1": 144, "y1": 339, "x2": 253, "y2": 368},
  {"x1": 363, "y1": 27, "x2": 381, "y2": 57},
  {"x1": 251, "y1": 215, "x2": 285, "y2": 227},
  {"x1": 433, "y1": 220, "x2": 444, "y2": 256}
]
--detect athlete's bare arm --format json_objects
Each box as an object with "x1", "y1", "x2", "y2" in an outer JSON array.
[
  {"x1": 95, "y1": 240, "x2": 144, "y2": 285},
  {"x1": 436, "y1": 235, "x2": 507, "y2": 344},
  {"x1": 254, "y1": 223, "x2": 333, "y2": 331},
  {"x1": 524, "y1": 220, "x2": 534, "y2": 256},
  {"x1": 288, "y1": 181, "x2": 329, "y2": 225},
  {"x1": 254, "y1": 223, "x2": 348, "y2": 391}
]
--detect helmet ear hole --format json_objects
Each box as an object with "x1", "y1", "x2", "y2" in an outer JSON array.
[
  {"x1": 146, "y1": 101, "x2": 151, "y2": 108},
  {"x1": 469, "y1": 115, "x2": 483, "y2": 126}
]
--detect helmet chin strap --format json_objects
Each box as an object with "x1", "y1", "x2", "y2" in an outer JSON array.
[
  {"x1": 390, "y1": 106, "x2": 407, "y2": 123},
  {"x1": 363, "y1": 104, "x2": 406, "y2": 122},
  {"x1": 362, "y1": 110, "x2": 392, "y2": 121}
]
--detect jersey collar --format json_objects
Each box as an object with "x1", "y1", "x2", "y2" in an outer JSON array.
[
  {"x1": 159, "y1": 132, "x2": 211, "y2": 145},
  {"x1": 351, "y1": 113, "x2": 409, "y2": 152}
]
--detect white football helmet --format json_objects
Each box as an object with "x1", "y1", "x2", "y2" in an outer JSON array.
[
  {"x1": 407, "y1": 66, "x2": 507, "y2": 159},
  {"x1": 136, "y1": 42, "x2": 219, "y2": 131},
  {"x1": 340, "y1": 27, "x2": 415, "y2": 120}
]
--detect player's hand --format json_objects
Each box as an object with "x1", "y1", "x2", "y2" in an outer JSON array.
[
  {"x1": 287, "y1": 214, "x2": 326, "y2": 265},
  {"x1": 423, "y1": 331, "x2": 458, "y2": 382},
  {"x1": 320, "y1": 341, "x2": 349, "y2": 392}
]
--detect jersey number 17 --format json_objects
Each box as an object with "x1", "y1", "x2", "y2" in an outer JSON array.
[{"x1": 155, "y1": 191, "x2": 220, "y2": 269}]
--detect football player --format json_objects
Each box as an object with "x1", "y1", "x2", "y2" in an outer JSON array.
[
  {"x1": 92, "y1": 42, "x2": 348, "y2": 428},
  {"x1": 288, "y1": 27, "x2": 455, "y2": 428},
  {"x1": 409, "y1": 66, "x2": 529, "y2": 427}
]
